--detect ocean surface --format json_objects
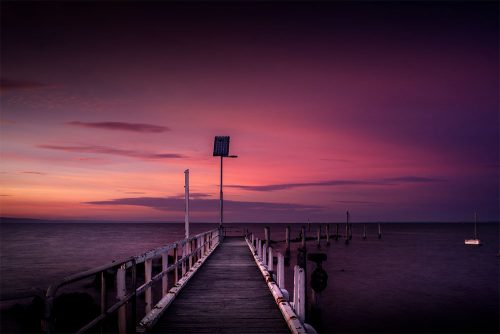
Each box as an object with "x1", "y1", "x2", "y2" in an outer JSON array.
[{"x1": 1, "y1": 220, "x2": 498, "y2": 333}]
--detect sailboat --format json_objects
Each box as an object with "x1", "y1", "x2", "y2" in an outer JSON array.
[{"x1": 465, "y1": 212, "x2": 482, "y2": 246}]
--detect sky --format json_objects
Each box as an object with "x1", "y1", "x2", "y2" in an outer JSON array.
[{"x1": 0, "y1": 1, "x2": 498, "y2": 223}]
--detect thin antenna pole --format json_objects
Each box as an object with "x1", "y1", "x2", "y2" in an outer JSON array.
[
  {"x1": 474, "y1": 211, "x2": 477, "y2": 239},
  {"x1": 185, "y1": 169, "x2": 189, "y2": 239}
]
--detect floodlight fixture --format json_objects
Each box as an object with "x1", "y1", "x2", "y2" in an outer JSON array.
[{"x1": 213, "y1": 136, "x2": 230, "y2": 157}]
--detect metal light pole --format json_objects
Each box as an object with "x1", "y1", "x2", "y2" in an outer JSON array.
[
  {"x1": 185, "y1": 169, "x2": 189, "y2": 239},
  {"x1": 213, "y1": 136, "x2": 237, "y2": 229}
]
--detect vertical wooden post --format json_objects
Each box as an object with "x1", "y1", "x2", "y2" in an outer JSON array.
[
  {"x1": 277, "y1": 252, "x2": 285, "y2": 288},
  {"x1": 130, "y1": 262, "x2": 137, "y2": 329},
  {"x1": 262, "y1": 243, "x2": 267, "y2": 266},
  {"x1": 264, "y1": 226, "x2": 271, "y2": 251},
  {"x1": 298, "y1": 267, "x2": 306, "y2": 323},
  {"x1": 336, "y1": 223, "x2": 339, "y2": 240},
  {"x1": 162, "y1": 252, "x2": 169, "y2": 296},
  {"x1": 285, "y1": 226, "x2": 290, "y2": 254},
  {"x1": 251, "y1": 233, "x2": 255, "y2": 247},
  {"x1": 293, "y1": 266, "x2": 299, "y2": 309},
  {"x1": 257, "y1": 238, "x2": 262, "y2": 259},
  {"x1": 202, "y1": 234, "x2": 208, "y2": 256},
  {"x1": 326, "y1": 224, "x2": 330, "y2": 245},
  {"x1": 301, "y1": 226, "x2": 306, "y2": 249},
  {"x1": 182, "y1": 242, "x2": 187, "y2": 276},
  {"x1": 145, "y1": 258, "x2": 152, "y2": 314},
  {"x1": 189, "y1": 238, "x2": 194, "y2": 269},
  {"x1": 173, "y1": 245, "x2": 179, "y2": 284},
  {"x1": 268, "y1": 247, "x2": 273, "y2": 272},
  {"x1": 198, "y1": 236, "x2": 202, "y2": 259},
  {"x1": 100, "y1": 271, "x2": 107, "y2": 333},
  {"x1": 317, "y1": 225, "x2": 321, "y2": 248},
  {"x1": 378, "y1": 223, "x2": 382, "y2": 239},
  {"x1": 116, "y1": 265, "x2": 126, "y2": 334},
  {"x1": 293, "y1": 265, "x2": 306, "y2": 323},
  {"x1": 363, "y1": 223, "x2": 367, "y2": 240}
]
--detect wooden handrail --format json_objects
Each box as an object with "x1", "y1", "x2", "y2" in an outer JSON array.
[{"x1": 43, "y1": 228, "x2": 221, "y2": 334}]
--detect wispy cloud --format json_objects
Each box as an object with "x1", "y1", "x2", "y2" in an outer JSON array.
[
  {"x1": 67, "y1": 121, "x2": 170, "y2": 133},
  {"x1": 227, "y1": 176, "x2": 442, "y2": 192},
  {"x1": 336, "y1": 200, "x2": 380, "y2": 205},
  {"x1": 0, "y1": 78, "x2": 46, "y2": 92},
  {"x1": 86, "y1": 196, "x2": 323, "y2": 213},
  {"x1": 20, "y1": 171, "x2": 46, "y2": 175},
  {"x1": 38, "y1": 145, "x2": 185, "y2": 160}
]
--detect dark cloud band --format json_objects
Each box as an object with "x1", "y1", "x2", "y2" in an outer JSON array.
[
  {"x1": 38, "y1": 144, "x2": 184, "y2": 160},
  {"x1": 67, "y1": 121, "x2": 169, "y2": 133}
]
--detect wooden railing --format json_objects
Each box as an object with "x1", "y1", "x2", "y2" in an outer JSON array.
[
  {"x1": 246, "y1": 233, "x2": 314, "y2": 334},
  {"x1": 43, "y1": 228, "x2": 221, "y2": 334}
]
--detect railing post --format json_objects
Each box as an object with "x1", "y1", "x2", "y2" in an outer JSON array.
[
  {"x1": 116, "y1": 265, "x2": 126, "y2": 334},
  {"x1": 162, "y1": 252, "x2": 169, "y2": 296},
  {"x1": 293, "y1": 265, "x2": 299, "y2": 308},
  {"x1": 277, "y1": 253, "x2": 285, "y2": 288},
  {"x1": 189, "y1": 239, "x2": 193, "y2": 269},
  {"x1": 43, "y1": 296, "x2": 54, "y2": 333},
  {"x1": 264, "y1": 226, "x2": 270, "y2": 251},
  {"x1": 173, "y1": 244, "x2": 179, "y2": 284},
  {"x1": 257, "y1": 238, "x2": 261, "y2": 259},
  {"x1": 268, "y1": 247, "x2": 273, "y2": 272},
  {"x1": 182, "y1": 242, "x2": 187, "y2": 276},
  {"x1": 297, "y1": 267, "x2": 306, "y2": 323},
  {"x1": 145, "y1": 258, "x2": 152, "y2": 314},
  {"x1": 131, "y1": 261, "x2": 137, "y2": 329},
  {"x1": 100, "y1": 271, "x2": 107, "y2": 331},
  {"x1": 293, "y1": 265, "x2": 306, "y2": 323},
  {"x1": 263, "y1": 243, "x2": 267, "y2": 266}
]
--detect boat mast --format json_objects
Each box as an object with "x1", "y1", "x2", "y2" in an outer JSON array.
[{"x1": 474, "y1": 211, "x2": 477, "y2": 239}]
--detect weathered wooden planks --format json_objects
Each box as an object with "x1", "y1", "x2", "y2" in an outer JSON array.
[{"x1": 152, "y1": 237, "x2": 290, "y2": 334}]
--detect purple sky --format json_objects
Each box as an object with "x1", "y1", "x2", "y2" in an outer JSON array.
[{"x1": 1, "y1": 1, "x2": 498, "y2": 222}]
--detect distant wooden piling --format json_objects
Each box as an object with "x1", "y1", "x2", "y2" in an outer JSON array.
[
  {"x1": 316, "y1": 225, "x2": 321, "y2": 248},
  {"x1": 301, "y1": 226, "x2": 306, "y2": 249},
  {"x1": 363, "y1": 223, "x2": 367, "y2": 240},
  {"x1": 378, "y1": 223, "x2": 382, "y2": 239},
  {"x1": 285, "y1": 225, "x2": 290, "y2": 248},
  {"x1": 345, "y1": 211, "x2": 350, "y2": 245},
  {"x1": 326, "y1": 224, "x2": 330, "y2": 246},
  {"x1": 336, "y1": 223, "x2": 339, "y2": 241}
]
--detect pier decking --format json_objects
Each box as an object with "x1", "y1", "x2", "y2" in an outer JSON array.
[{"x1": 152, "y1": 237, "x2": 290, "y2": 333}]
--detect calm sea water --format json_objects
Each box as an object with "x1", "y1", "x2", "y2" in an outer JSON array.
[{"x1": 1, "y1": 220, "x2": 498, "y2": 333}]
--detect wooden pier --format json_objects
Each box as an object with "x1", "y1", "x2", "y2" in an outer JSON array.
[
  {"x1": 151, "y1": 237, "x2": 289, "y2": 333},
  {"x1": 31, "y1": 228, "x2": 310, "y2": 334}
]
